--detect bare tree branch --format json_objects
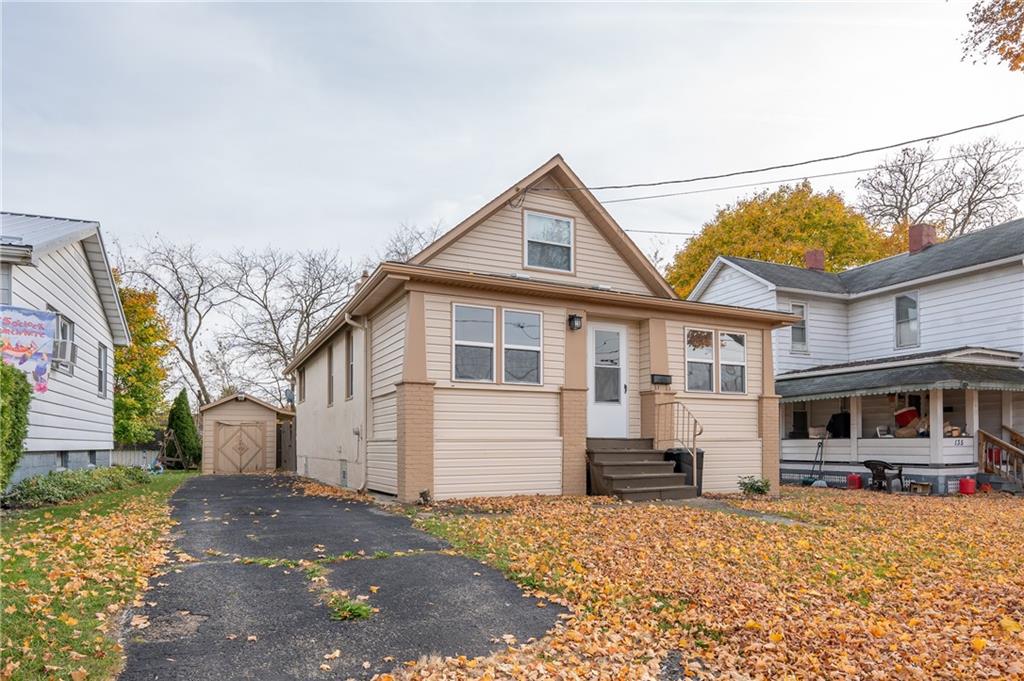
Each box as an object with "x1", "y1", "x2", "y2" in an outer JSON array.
[{"x1": 856, "y1": 137, "x2": 1022, "y2": 237}]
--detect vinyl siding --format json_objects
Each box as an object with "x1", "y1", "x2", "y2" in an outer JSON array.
[
  {"x1": 847, "y1": 265, "x2": 1024, "y2": 361},
  {"x1": 200, "y1": 400, "x2": 277, "y2": 474},
  {"x1": 697, "y1": 264, "x2": 775, "y2": 310},
  {"x1": 433, "y1": 389, "x2": 562, "y2": 499},
  {"x1": 666, "y1": 320, "x2": 764, "y2": 492},
  {"x1": 774, "y1": 294, "x2": 849, "y2": 373},
  {"x1": 364, "y1": 295, "x2": 406, "y2": 494},
  {"x1": 424, "y1": 176, "x2": 654, "y2": 295},
  {"x1": 294, "y1": 327, "x2": 366, "y2": 489},
  {"x1": 9, "y1": 241, "x2": 115, "y2": 452}
]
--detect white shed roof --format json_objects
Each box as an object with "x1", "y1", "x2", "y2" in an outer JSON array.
[{"x1": 1, "y1": 212, "x2": 130, "y2": 346}]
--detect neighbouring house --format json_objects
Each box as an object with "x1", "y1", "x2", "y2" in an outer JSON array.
[
  {"x1": 284, "y1": 156, "x2": 796, "y2": 502},
  {"x1": 199, "y1": 393, "x2": 294, "y2": 474},
  {"x1": 0, "y1": 212, "x2": 130, "y2": 486},
  {"x1": 688, "y1": 220, "x2": 1024, "y2": 493}
]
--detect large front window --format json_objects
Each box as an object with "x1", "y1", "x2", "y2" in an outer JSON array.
[
  {"x1": 895, "y1": 293, "x2": 919, "y2": 348},
  {"x1": 503, "y1": 310, "x2": 542, "y2": 384},
  {"x1": 524, "y1": 211, "x2": 573, "y2": 272},
  {"x1": 685, "y1": 328, "x2": 714, "y2": 392},
  {"x1": 453, "y1": 304, "x2": 495, "y2": 381}
]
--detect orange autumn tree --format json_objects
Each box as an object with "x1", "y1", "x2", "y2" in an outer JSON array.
[
  {"x1": 963, "y1": 0, "x2": 1024, "y2": 72},
  {"x1": 114, "y1": 273, "x2": 173, "y2": 444},
  {"x1": 665, "y1": 181, "x2": 898, "y2": 298}
]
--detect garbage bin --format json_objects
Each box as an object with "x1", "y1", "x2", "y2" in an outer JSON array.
[{"x1": 666, "y1": 448, "x2": 704, "y2": 495}]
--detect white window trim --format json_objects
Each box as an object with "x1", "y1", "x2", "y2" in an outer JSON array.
[
  {"x1": 719, "y1": 330, "x2": 748, "y2": 395},
  {"x1": 452, "y1": 303, "x2": 496, "y2": 383},
  {"x1": 894, "y1": 291, "x2": 920, "y2": 350},
  {"x1": 522, "y1": 210, "x2": 575, "y2": 274},
  {"x1": 789, "y1": 301, "x2": 809, "y2": 354},
  {"x1": 97, "y1": 343, "x2": 108, "y2": 398},
  {"x1": 327, "y1": 342, "x2": 334, "y2": 407},
  {"x1": 297, "y1": 367, "x2": 306, "y2": 403},
  {"x1": 502, "y1": 308, "x2": 543, "y2": 385},
  {"x1": 0, "y1": 263, "x2": 12, "y2": 306},
  {"x1": 49, "y1": 306, "x2": 77, "y2": 376},
  {"x1": 684, "y1": 327, "x2": 715, "y2": 393}
]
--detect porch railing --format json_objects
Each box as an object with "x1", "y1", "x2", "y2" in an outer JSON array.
[
  {"x1": 661, "y1": 401, "x2": 703, "y2": 453},
  {"x1": 1005, "y1": 425, "x2": 1024, "y2": 451},
  {"x1": 978, "y1": 429, "x2": 1024, "y2": 489}
]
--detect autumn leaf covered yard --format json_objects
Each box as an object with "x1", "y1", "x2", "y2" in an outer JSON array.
[{"x1": 3, "y1": 475, "x2": 1023, "y2": 680}]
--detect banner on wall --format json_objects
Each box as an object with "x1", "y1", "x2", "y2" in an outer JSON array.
[{"x1": 1, "y1": 305, "x2": 57, "y2": 393}]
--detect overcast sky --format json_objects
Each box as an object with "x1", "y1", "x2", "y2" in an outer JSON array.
[{"x1": 3, "y1": 2, "x2": 1023, "y2": 265}]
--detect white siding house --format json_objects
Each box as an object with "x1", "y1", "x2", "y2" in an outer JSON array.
[
  {"x1": 1, "y1": 213, "x2": 130, "y2": 486},
  {"x1": 690, "y1": 221, "x2": 1024, "y2": 492}
]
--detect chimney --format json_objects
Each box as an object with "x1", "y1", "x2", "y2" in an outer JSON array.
[
  {"x1": 358, "y1": 269, "x2": 369, "y2": 289},
  {"x1": 804, "y1": 248, "x2": 825, "y2": 271},
  {"x1": 909, "y1": 223, "x2": 938, "y2": 254}
]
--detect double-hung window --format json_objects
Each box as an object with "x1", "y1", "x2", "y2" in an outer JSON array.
[
  {"x1": 719, "y1": 332, "x2": 747, "y2": 394},
  {"x1": 297, "y1": 368, "x2": 306, "y2": 402},
  {"x1": 453, "y1": 304, "x2": 495, "y2": 381},
  {"x1": 345, "y1": 331, "x2": 354, "y2": 399},
  {"x1": 50, "y1": 308, "x2": 77, "y2": 375},
  {"x1": 97, "y1": 344, "x2": 109, "y2": 397},
  {"x1": 0, "y1": 263, "x2": 11, "y2": 305},
  {"x1": 327, "y1": 343, "x2": 334, "y2": 406},
  {"x1": 895, "y1": 293, "x2": 919, "y2": 348},
  {"x1": 503, "y1": 310, "x2": 542, "y2": 384},
  {"x1": 790, "y1": 303, "x2": 807, "y2": 353},
  {"x1": 524, "y1": 211, "x2": 573, "y2": 272},
  {"x1": 685, "y1": 328, "x2": 714, "y2": 392}
]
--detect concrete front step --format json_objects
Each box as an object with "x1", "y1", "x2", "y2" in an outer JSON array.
[
  {"x1": 586, "y1": 437, "x2": 654, "y2": 451},
  {"x1": 604, "y1": 472, "x2": 689, "y2": 490},
  {"x1": 617, "y1": 484, "x2": 699, "y2": 501}
]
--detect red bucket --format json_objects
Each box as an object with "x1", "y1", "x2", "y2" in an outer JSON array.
[
  {"x1": 959, "y1": 478, "x2": 977, "y2": 495},
  {"x1": 847, "y1": 473, "x2": 862, "y2": 490}
]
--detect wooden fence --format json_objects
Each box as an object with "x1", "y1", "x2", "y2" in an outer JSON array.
[{"x1": 111, "y1": 450, "x2": 159, "y2": 468}]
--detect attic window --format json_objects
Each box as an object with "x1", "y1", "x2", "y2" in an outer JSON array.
[{"x1": 524, "y1": 211, "x2": 573, "y2": 272}]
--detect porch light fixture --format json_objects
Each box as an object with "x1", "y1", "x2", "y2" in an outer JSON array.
[{"x1": 567, "y1": 314, "x2": 583, "y2": 331}]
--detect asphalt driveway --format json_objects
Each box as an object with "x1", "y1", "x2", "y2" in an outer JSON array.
[{"x1": 121, "y1": 475, "x2": 564, "y2": 680}]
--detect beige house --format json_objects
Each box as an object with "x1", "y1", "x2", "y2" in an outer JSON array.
[{"x1": 285, "y1": 156, "x2": 796, "y2": 502}]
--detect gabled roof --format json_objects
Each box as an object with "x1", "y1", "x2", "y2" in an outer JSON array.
[
  {"x1": 696, "y1": 218, "x2": 1024, "y2": 299},
  {"x1": 199, "y1": 392, "x2": 294, "y2": 415},
  {"x1": 409, "y1": 155, "x2": 678, "y2": 299},
  {"x1": 1, "y1": 212, "x2": 131, "y2": 346}
]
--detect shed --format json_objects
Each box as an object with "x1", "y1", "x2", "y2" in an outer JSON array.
[{"x1": 199, "y1": 393, "x2": 294, "y2": 474}]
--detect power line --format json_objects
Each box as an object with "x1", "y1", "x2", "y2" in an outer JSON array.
[
  {"x1": 605, "y1": 146, "x2": 1024, "y2": 205},
  {"x1": 532, "y1": 113, "x2": 1024, "y2": 193}
]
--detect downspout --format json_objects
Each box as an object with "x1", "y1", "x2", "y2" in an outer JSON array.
[{"x1": 345, "y1": 313, "x2": 370, "y2": 493}]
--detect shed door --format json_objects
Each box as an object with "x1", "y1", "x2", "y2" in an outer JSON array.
[{"x1": 214, "y1": 421, "x2": 266, "y2": 473}]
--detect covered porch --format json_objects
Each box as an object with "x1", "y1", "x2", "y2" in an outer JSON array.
[{"x1": 776, "y1": 352, "x2": 1024, "y2": 492}]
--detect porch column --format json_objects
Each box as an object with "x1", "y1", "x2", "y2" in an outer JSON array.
[
  {"x1": 760, "y1": 327, "x2": 781, "y2": 498},
  {"x1": 965, "y1": 388, "x2": 980, "y2": 436},
  {"x1": 1002, "y1": 392, "x2": 1014, "y2": 441},
  {"x1": 849, "y1": 395, "x2": 861, "y2": 463},
  {"x1": 641, "y1": 319, "x2": 677, "y2": 450},
  {"x1": 396, "y1": 290, "x2": 435, "y2": 503},
  {"x1": 929, "y1": 388, "x2": 944, "y2": 465},
  {"x1": 561, "y1": 309, "x2": 588, "y2": 495}
]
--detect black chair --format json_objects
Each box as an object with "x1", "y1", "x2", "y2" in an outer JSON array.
[{"x1": 862, "y1": 460, "x2": 904, "y2": 492}]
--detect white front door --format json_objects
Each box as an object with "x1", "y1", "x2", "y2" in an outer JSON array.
[{"x1": 587, "y1": 322, "x2": 629, "y2": 437}]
